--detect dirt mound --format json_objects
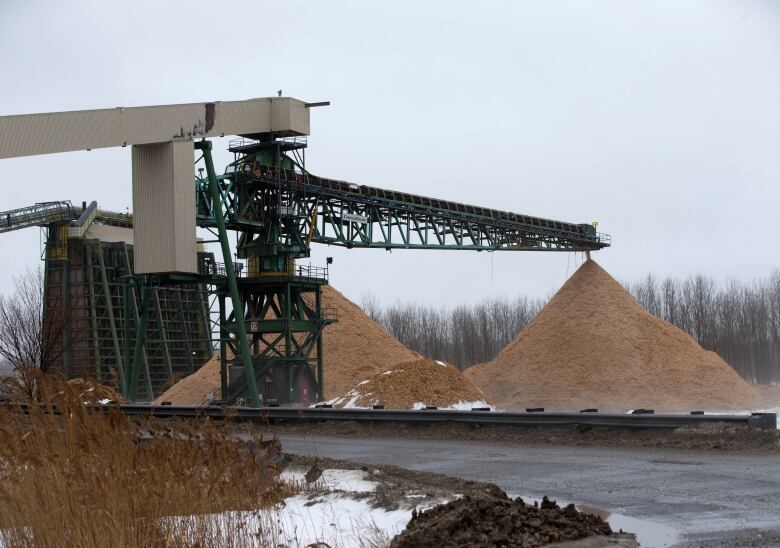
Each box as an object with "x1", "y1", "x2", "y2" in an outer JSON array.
[
  {"x1": 155, "y1": 284, "x2": 419, "y2": 405},
  {"x1": 329, "y1": 359, "x2": 492, "y2": 410},
  {"x1": 466, "y1": 260, "x2": 760, "y2": 412},
  {"x1": 390, "y1": 485, "x2": 612, "y2": 548},
  {"x1": 155, "y1": 354, "x2": 220, "y2": 405},
  {"x1": 318, "y1": 285, "x2": 421, "y2": 398}
]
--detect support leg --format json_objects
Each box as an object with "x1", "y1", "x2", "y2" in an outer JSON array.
[
  {"x1": 127, "y1": 286, "x2": 152, "y2": 401},
  {"x1": 196, "y1": 140, "x2": 261, "y2": 408}
]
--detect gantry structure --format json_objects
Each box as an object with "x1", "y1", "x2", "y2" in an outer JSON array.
[{"x1": 0, "y1": 97, "x2": 609, "y2": 407}]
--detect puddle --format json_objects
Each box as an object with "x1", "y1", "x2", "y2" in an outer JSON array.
[
  {"x1": 577, "y1": 503, "x2": 679, "y2": 547},
  {"x1": 510, "y1": 495, "x2": 680, "y2": 547}
]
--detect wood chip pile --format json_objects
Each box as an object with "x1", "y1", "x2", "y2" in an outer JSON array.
[
  {"x1": 466, "y1": 260, "x2": 760, "y2": 412},
  {"x1": 316, "y1": 285, "x2": 421, "y2": 398},
  {"x1": 328, "y1": 358, "x2": 493, "y2": 410},
  {"x1": 155, "y1": 284, "x2": 420, "y2": 405},
  {"x1": 65, "y1": 378, "x2": 128, "y2": 403},
  {"x1": 155, "y1": 354, "x2": 221, "y2": 405}
]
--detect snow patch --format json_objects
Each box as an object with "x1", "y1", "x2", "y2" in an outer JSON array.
[
  {"x1": 165, "y1": 494, "x2": 417, "y2": 548},
  {"x1": 169, "y1": 476, "x2": 449, "y2": 547},
  {"x1": 273, "y1": 493, "x2": 413, "y2": 547},
  {"x1": 280, "y1": 468, "x2": 379, "y2": 493},
  {"x1": 341, "y1": 392, "x2": 364, "y2": 409},
  {"x1": 411, "y1": 400, "x2": 496, "y2": 411}
]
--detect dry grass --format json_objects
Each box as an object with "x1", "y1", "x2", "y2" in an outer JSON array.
[{"x1": 0, "y1": 374, "x2": 293, "y2": 547}]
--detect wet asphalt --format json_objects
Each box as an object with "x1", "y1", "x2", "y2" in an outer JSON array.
[{"x1": 277, "y1": 434, "x2": 780, "y2": 547}]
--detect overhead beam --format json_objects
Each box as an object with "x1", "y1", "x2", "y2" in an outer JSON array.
[
  {"x1": 0, "y1": 96, "x2": 313, "y2": 276},
  {"x1": 0, "y1": 97, "x2": 310, "y2": 159}
]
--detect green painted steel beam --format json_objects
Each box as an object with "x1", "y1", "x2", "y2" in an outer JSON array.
[
  {"x1": 94, "y1": 242, "x2": 126, "y2": 389},
  {"x1": 120, "y1": 245, "x2": 153, "y2": 399},
  {"x1": 194, "y1": 169, "x2": 610, "y2": 253},
  {"x1": 127, "y1": 286, "x2": 151, "y2": 400},
  {"x1": 197, "y1": 139, "x2": 262, "y2": 408},
  {"x1": 153, "y1": 290, "x2": 173, "y2": 379},
  {"x1": 84, "y1": 248, "x2": 103, "y2": 383},
  {"x1": 316, "y1": 287, "x2": 324, "y2": 400},
  {"x1": 174, "y1": 289, "x2": 196, "y2": 375},
  {"x1": 247, "y1": 320, "x2": 322, "y2": 333}
]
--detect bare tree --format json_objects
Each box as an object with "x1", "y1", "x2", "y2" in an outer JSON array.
[
  {"x1": 360, "y1": 292, "x2": 382, "y2": 322},
  {"x1": 0, "y1": 268, "x2": 65, "y2": 394}
]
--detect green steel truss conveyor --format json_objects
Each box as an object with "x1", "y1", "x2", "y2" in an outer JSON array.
[{"x1": 196, "y1": 139, "x2": 610, "y2": 253}]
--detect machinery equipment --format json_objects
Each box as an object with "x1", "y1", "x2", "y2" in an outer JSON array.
[{"x1": 0, "y1": 97, "x2": 610, "y2": 407}]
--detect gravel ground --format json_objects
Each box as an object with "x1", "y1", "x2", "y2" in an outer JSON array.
[
  {"x1": 267, "y1": 420, "x2": 780, "y2": 453},
  {"x1": 276, "y1": 432, "x2": 780, "y2": 547}
]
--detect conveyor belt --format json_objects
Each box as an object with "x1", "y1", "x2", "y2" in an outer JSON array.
[
  {"x1": 197, "y1": 167, "x2": 611, "y2": 252},
  {"x1": 0, "y1": 202, "x2": 132, "y2": 233},
  {"x1": 0, "y1": 201, "x2": 75, "y2": 233}
]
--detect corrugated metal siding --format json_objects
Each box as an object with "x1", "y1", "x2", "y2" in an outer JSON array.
[
  {"x1": 0, "y1": 97, "x2": 310, "y2": 159},
  {"x1": 123, "y1": 103, "x2": 207, "y2": 145},
  {"x1": 270, "y1": 98, "x2": 309, "y2": 135},
  {"x1": 0, "y1": 108, "x2": 122, "y2": 158},
  {"x1": 132, "y1": 141, "x2": 197, "y2": 274},
  {"x1": 217, "y1": 100, "x2": 272, "y2": 136}
]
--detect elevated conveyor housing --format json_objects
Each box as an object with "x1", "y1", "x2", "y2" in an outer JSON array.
[
  {"x1": 0, "y1": 202, "x2": 76, "y2": 233},
  {"x1": 0, "y1": 202, "x2": 132, "y2": 234}
]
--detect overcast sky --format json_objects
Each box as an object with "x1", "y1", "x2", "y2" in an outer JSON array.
[{"x1": 1, "y1": 0, "x2": 778, "y2": 308}]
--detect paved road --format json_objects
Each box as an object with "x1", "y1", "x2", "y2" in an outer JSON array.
[{"x1": 278, "y1": 434, "x2": 780, "y2": 547}]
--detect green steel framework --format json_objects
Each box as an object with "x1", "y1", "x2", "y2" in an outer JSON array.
[
  {"x1": 124, "y1": 135, "x2": 610, "y2": 407},
  {"x1": 27, "y1": 133, "x2": 611, "y2": 407},
  {"x1": 194, "y1": 144, "x2": 611, "y2": 253},
  {"x1": 43, "y1": 237, "x2": 213, "y2": 401}
]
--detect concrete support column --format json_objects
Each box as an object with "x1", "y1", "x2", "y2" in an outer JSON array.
[{"x1": 132, "y1": 140, "x2": 197, "y2": 274}]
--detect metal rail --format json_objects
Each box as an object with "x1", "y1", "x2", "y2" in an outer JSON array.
[{"x1": 117, "y1": 404, "x2": 777, "y2": 430}]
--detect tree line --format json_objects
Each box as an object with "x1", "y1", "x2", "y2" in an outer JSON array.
[
  {"x1": 361, "y1": 270, "x2": 780, "y2": 384},
  {"x1": 628, "y1": 272, "x2": 780, "y2": 384}
]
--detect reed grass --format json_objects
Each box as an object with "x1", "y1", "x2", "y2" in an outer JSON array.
[{"x1": 0, "y1": 374, "x2": 292, "y2": 547}]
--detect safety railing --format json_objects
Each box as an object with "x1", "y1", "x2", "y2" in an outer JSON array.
[
  {"x1": 229, "y1": 136, "x2": 308, "y2": 152},
  {"x1": 228, "y1": 138, "x2": 255, "y2": 150},
  {"x1": 319, "y1": 307, "x2": 338, "y2": 322},
  {"x1": 292, "y1": 264, "x2": 329, "y2": 282},
  {"x1": 198, "y1": 261, "x2": 329, "y2": 282}
]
